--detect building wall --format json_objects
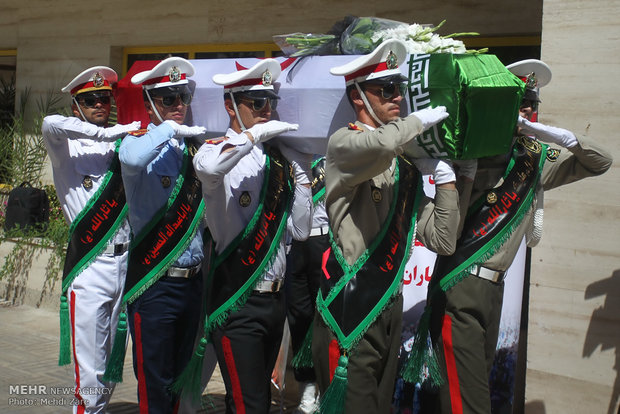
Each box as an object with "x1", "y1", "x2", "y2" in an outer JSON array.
[{"x1": 526, "y1": 1, "x2": 620, "y2": 413}]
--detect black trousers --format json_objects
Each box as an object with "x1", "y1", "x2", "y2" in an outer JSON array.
[
  {"x1": 285, "y1": 233, "x2": 330, "y2": 382},
  {"x1": 212, "y1": 290, "x2": 286, "y2": 414},
  {"x1": 128, "y1": 273, "x2": 203, "y2": 414}
]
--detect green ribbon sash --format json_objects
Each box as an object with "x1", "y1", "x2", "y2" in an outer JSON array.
[
  {"x1": 61, "y1": 140, "x2": 127, "y2": 293},
  {"x1": 122, "y1": 144, "x2": 204, "y2": 304},
  {"x1": 432, "y1": 136, "x2": 547, "y2": 293},
  {"x1": 402, "y1": 136, "x2": 547, "y2": 385},
  {"x1": 203, "y1": 146, "x2": 293, "y2": 338},
  {"x1": 103, "y1": 143, "x2": 204, "y2": 382},
  {"x1": 58, "y1": 140, "x2": 127, "y2": 366},
  {"x1": 170, "y1": 146, "x2": 293, "y2": 400},
  {"x1": 316, "y1": 156, "x2": 422, "y2": 352}
]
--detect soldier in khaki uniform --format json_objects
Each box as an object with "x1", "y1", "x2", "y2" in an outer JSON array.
[
  {"x1": 420, "y1": 59, "x2": 613, "y2": 414},
  {"x1": 311, "y1": 39, "x2": 463, "y2": 414}
]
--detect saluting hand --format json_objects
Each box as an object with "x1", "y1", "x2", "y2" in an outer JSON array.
[
  {"x1": 517, "y1": 116, "x2": 578, "y2": 148},
  {"x1": 244, "y1": 120, "x2": 299, "y2": 144},
  {"x1": 103, "y1": 121, "x2": 142, "y2": 139},
  {"x1": 164, "y1": 120, "x2": 207, "y2": 140}
]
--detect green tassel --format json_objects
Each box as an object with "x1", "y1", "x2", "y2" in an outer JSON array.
[
  {"x1": 58, "y1": 295, "x2": 72, "y2": 366},
  {"x1": 291, "y1": 325, "x2": 314, "y2": 369},
  {"x1": 103, "y1": 311, "x2": 128, "y2": 383},
  {"x1": 170, "y1": 336, "x2": 208, "y2": 404},
  {"x1": 317, "y1": 355, "x2": 348, "y2": 414},
  {"x1": 401, "y1": 308, "x2": 443, "y2": 388}
]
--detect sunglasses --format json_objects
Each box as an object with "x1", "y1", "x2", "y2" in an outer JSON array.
[
  {"x1": 152, "y1": 92, "x2": 193, "y2": 108},
  {"x1": 520, "y1": 99, "x2": 539, "y2": 112},
  {"x1": 365, "y1": 83, "x2": 408, "y2": 100},
  {"x1": 238, "y1": 96, "x2": 278, "y2": 111},
  {"x1": 77, "y1": 93, "x2": 111, "y2": 108}
]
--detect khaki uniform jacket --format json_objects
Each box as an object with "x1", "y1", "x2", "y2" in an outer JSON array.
[
  {"x1": 464, "y1": 135, "x2": 613, "y2": 271},
  {"x1": 325, "y1": 116, "x2": 460, "y2": 267}
]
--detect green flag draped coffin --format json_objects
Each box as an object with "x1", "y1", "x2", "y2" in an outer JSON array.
[
  {"x1": 189, "y1": 54, "x2": 523, "y2": 158},
  {"x1": 408, "y1": 53, "x2": 525, "y2": 159}
]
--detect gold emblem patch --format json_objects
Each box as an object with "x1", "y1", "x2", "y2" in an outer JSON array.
[
  {"x1": 239, "y1": 191, "x2": 251, "y2": 207},
  {"x1": 371, "y1": 187, "x2": 382, "y2": 203},
  {"x1": 161, "y1": 176, "x2": 171, "y2": 188},
  {"x1": 82, "y1": 176, "x2": 93, "y2": 189},
  {"x1": 486, "y1": 191, "x2": 498, "y2": 204},
  {"x1": 546, "y1": 147, "x2": 560, "y2": 162}
]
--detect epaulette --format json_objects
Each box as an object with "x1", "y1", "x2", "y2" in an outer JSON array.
[
  {"x1": 348, "y1": 122, "x2": 363, "y2": 131},
  {"x1": 127, "y1": 128, "x2": 148, "y2": 137},
  {"x1": 204, "y1": 137, "x2": 227, "y2": 145}
]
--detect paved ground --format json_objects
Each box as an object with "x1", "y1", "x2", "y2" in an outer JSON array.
[{"x1": 0, "y1": 303, "x2": 300, "y2": 413}]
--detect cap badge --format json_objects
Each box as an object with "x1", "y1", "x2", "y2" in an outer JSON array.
[
  {"x1": 92, "y1": 72, "x2": 104, "y2": 88},
  {"x1": 262, "y1": 70, "x2": 273, "y2": 86},
  {"x1": 525, "y1": 72, "x2": 538, "y2": 89},
  {"x1": 386, "y1": 51, "x2": 398, "y2": 70},
  {"x1": 169, "y1": 66, "x2": 182, "y2": 83}
]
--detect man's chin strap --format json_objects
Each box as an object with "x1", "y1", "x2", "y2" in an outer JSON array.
[
  {"x1": 229, "y1": 91, "x2": 246, "y2": 131},
  {"x1": 72, "y1": 97, "x2": 88, "y2": 122},
  {"x1": 145, "y1": 90, "x2": 164, "y2": 124},
  {"x1": 354, "y1": 81, "x2": 384, "y2": 127}
]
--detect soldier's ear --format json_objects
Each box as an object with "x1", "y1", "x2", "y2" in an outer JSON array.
[
  {"x1": 349, "y1": 88, "x2": 365, "y2": 110},
  {"x1": 224, "y1": 98, "x2": 236, "y2": 117}
]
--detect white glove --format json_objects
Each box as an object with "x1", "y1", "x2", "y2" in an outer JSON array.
[
  {"x1": 413, "y1": 158, "x2": 456, "y2": 185},
  {"x1": 517, "y1": 116, "x2": 578, "y2": 148},
  {"x1": 102, "y1": 121, "x2": 141, "y2": 139},
  {"x1": 245, "y1": 120, "x2": 299, "y2": 144},
  {"x1": 410, "y1": 106, "x2": 449, "y2": 131},
  {"x1": 279, "y1": 144, "x2": 312, "y2": 185},
  {"x1": 164, "y1": 120, "x2": 207, "y2": 139},
  {"x1": 452, "y1": 159, "x2": 478, "y2": 180}
]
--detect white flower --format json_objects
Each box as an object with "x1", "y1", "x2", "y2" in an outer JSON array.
[{"x1": 373, "y1": 22, "x2": 469, "y2": 54}]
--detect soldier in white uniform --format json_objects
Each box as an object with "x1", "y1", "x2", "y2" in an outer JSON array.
[
  {"x1": 191, "y1": 59, "x2": 313, "y2": 413},
  {"x1": 43, "y1": 66, "x2": 140, "y2": 413}
]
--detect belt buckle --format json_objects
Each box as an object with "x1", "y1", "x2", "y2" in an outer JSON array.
[
  {"x1": 255, "y1": 280, "x2": 282, "y2": 293},
  {"x1": 472, "y1": 265, "x2": 505, "y2": 283},
  {"x1": 114, "y1": 243, "x2": 124, "y2": 255}
]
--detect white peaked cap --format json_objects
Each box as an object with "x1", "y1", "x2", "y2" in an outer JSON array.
[
  {"x1": 212, "y1": 58, "x2": 281, "y2": 93},
  {"x1": 330, "y1": 39, "x2": 408, "y2": 85},
  {"x1": 131, "y1": 57, "x2": 195, "y2": 90},
  {"x1": 61, "y1": 66, "x2": 117, "y2": 95},
  {"x1": 506, "y1": 59, "x2": 552, "y2": 88}
]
